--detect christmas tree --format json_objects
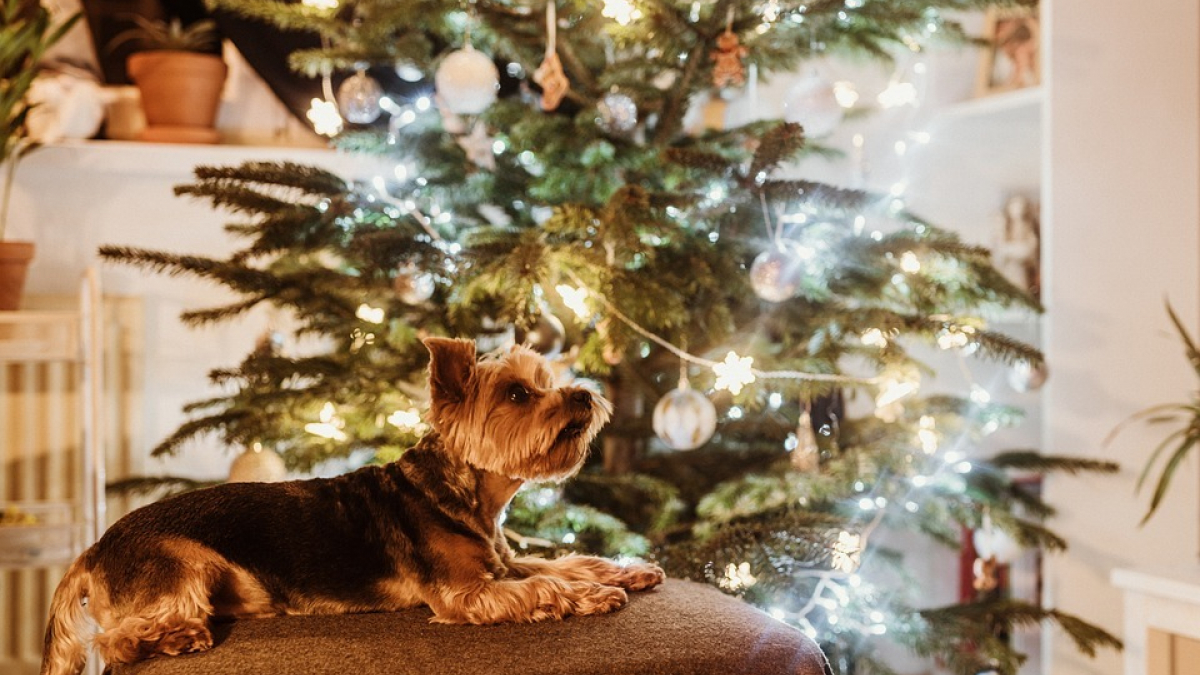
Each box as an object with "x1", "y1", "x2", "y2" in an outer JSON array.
[{"x1": 101, "y1": 1, "x2": 1121, "y2": 672}]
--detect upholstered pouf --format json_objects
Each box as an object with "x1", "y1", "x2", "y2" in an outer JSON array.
[{"x1": 111, "y1": 580, "x2": 830, "y2": 675}]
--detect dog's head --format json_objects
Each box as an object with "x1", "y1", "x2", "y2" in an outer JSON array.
[{"x1": 422, "y1": 337, "x2": 612, "y2": 482}]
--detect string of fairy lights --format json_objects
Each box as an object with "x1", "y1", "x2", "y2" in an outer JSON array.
[{"x1": 269, "y1": 0, "x2": 1038, "y2": 642}]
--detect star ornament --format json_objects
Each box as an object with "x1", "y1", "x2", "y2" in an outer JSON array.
[
  {"x1": 831, "y1": 531, "x2": 862, "y2": 573},
  {"x1": 456, "y1": 123, "x2": 496, "y2": 171},
  {"x1": 713, "y1": 351, "x2": 755, "y2": 395}
]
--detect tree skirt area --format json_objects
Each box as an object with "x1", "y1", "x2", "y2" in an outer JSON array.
[{"x1": 110, "y1": 580, "x2": 830, "y2": 675}]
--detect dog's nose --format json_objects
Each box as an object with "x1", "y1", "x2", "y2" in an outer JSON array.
[{"x1": 570, "y1": 389, "x2": 592, "y2": 407}]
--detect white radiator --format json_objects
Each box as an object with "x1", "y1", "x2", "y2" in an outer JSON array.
[{"x1": 0, "y1": 295, "x2": 141, "y2": 675}]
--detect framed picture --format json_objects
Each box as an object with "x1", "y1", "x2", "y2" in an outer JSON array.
[{"x1": 976, "y1": 6, "x2": 1041, "y2": 96}]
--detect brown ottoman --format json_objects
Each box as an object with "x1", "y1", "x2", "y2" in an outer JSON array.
[{"x1": 111, "y1": 580, "x2": 830, "y2": 675}]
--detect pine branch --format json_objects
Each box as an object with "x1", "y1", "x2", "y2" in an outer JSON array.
[
  {"x1": 107, "y1": 475, "x2": 220, "y2": 498},
  {"x1": 989, "y1": 451, "x2": 1120, "y2": 476}
]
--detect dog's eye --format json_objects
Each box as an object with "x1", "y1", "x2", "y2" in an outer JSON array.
[{"x1": 507, "y1": 384, "x2": 530, "y2": 404}]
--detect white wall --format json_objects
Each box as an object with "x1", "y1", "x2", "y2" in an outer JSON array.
[
  {"x1": 1044, "y1": 2, "x2": 1200, "y2": 675},
  {"x1": 9, "y1": 142, "x2": 373, "y2": 481}
]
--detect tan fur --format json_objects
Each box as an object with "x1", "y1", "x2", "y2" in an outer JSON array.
[{"x1": 40, "y1": 338, "x2": 663, "y2": 675}]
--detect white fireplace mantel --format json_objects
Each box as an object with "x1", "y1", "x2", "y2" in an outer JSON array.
[{"x1": 1112, "y1": 566, "x2": 1200, "y2": 675}]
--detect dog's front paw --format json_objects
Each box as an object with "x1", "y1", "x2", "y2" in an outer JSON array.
[
  {"x1": 573, "y1": 583, "x2": 627, "y2": 616},
  {"x1": 612, "y1": 563, "x2": 665, "y2": 592}
]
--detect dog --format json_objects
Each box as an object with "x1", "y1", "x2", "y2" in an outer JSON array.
[{"x1": 40, "y1": 337, "x2": 664, "y2": 675}]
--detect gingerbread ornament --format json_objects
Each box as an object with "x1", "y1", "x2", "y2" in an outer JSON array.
[
  {"x1": 711, "y1": 10, "x2": 747, "y2": 88},
  {"x1": 533, "y1": 2, "x2": 569, "y2": 111}
]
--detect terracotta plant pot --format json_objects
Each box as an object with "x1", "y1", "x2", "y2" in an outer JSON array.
[
  {"x1": 127, "y1": 51, "x2": 227, "y2": 144},
  {"x1": 0, "y1": 240, "x2": 35, "y2": 311}
]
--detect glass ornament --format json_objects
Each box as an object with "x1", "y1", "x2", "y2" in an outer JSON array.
[
  {"x1": 652, "y1": 385, "x2": 717, "y2": 451},
  {"x1": 749, "y1": 241, "x2": 809, "y2": 302},
  {"x1": 337, "y1": 71, "x2": 384, "y2": 124},
  {"x1": 1008, "y1": 359, "x2": 1048, "y2": 393},
  {"x1": 229, "y1": 444, "x2": 287, "y2": 483},
  {"x1": 514, "y1": 312, "x2": 566, "y2": 357},
  {"x1": 434, "y1": 45, "x2": 500, "y2": 115},
  {"x1": 783, "y1": 71, "x2": 844, "y2": 138},
  {"x1": 596, "y1": 90, "x2": 638, "y2": 134}
]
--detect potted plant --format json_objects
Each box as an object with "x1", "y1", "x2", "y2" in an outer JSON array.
[
  {"x1": 110, "y1": 16, "x2": 225, "y2": 144},
  {"x1": 0, "y1": 0, "x2": 79, "y2": 310},
  {"x1": 1108, "y1": 303, "x2": 1200, "y2": 524}
]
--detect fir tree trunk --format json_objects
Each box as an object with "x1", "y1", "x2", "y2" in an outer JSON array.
[{"x1": 602, "y1": 374, "x2": 644, "y2": 475}]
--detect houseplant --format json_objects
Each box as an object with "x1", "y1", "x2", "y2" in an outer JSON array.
[
  {"x1": 0, "y1": 0, "x2": 79, "y2": 310},
  {"x1": 110, "y1": 17, "x2": 225, "y2": 144},
  {"x1": 1108, "y1": 303, "x2": 1200, "y2": 524}
]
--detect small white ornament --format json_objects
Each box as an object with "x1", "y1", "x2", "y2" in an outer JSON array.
[
  {"x1": 456, "y1": 123, "x2": 496, "y2": 170},
  {"x1": 596, "y1": 90, "x2": 638, "y2": 134},
  {"x1": 435, "y1": 44, "x2": 500, "y2": 115},
  {"x1": 653, "y1": 384, "x2": 717, "y2": 451},
  {"x1": 749, "y1": 241, "x2": 808, "y2": 302},
  {"x1": 1007, "y1": 359, "x2": 1048, "y2": 393},
  {"x1": 973, "y1": 521, "x2": 1021, "y2": 564},
  {"x1": 783, "y1": 71, "x2": 844, "y2": 138},
  {"x1": 229, "y1": 444, "x2": 287, "y2": 483},
  {"x1": 338, "y1": 70, "x2": 384, "y2": 124}
]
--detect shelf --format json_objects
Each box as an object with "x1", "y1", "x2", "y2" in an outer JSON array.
[
  {"x1": 25, "y1": 139, "x2": 380, "y2": 180},
  {"x1": 937, "y1": 86, "x2": 1043, "y2": 124}
]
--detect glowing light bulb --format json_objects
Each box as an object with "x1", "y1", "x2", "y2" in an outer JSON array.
[
  {"x1": 719, "y1": 562, "x2": 758, "y2": 591},
  {"x1": 387, "y1": 408, "x2": 424, "y2": 431},
  {"x1": 307, "y1": 98, "x2": 344, "y2": 137},
  {"x1": 861, "y1": 328, "x2": 888, "y2": 347},
  {"x1": 555, "y1": 284, "x2": 591, "y2": 322},
  {"x1": 602, "y1": 0, "x2": 640, "y2": 25},
  {"x1": 877, "y1": 81, "x2": 918, "y2": 108},
  {"x1": 356, "y1": 303, "x2": 385, "y2": 324},
  {"x1": 833, "y1": 81, "x2": 859, "y2": 108},
  {"x1": 713, "y1": 351, "x2": 756, "y2": 395},
  {"x1": 918, "y1": 415, "x2": 938, "y2": 454},
  {"x1": 970, "y1": 385, "x2": 992, "y2": 404},
  {"x1": 305, "y1": 402, "x2": 347, "y2": 441}
]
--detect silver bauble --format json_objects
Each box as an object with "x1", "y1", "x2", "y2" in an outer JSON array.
[
  {"x1": 652, "y1": 385, "x2": 717, "y2": 451},
  {"x1": 749, "y1": 241, "x2": 808, "y2": 302},
  {"x1": 783, "y1": 72, "x2": 844, "y2": 138},
  {"x1": 514, "y1": 313, "x2": 566, "y2": 357},
  {"x1": 228, "y1": 445, "x2": 287, "y2": 483},
  {"x1": 597, "y1": 91, "x2": 638, "y2": 134},
  {"x1": 434, "y1": 45, "x2": 500, "y2": 115},
  {"x1": 337, "y1": 71, "x2": 384, "y2": 124},
  {"x1": 1008, "y1": 360, "x2": 1048, "y2": 392}
]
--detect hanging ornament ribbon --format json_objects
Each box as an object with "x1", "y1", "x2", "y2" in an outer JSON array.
[
  {"x1": 711, "y1": 8, "x2": 748, "y2": 88},
  {"x1": 533, "y1": 2, "x2": 570, "y2": 111}
]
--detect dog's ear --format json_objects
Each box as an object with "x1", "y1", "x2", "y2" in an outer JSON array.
[{"x1": 424, "y1": 337, "x2": 477, "y2": 426}]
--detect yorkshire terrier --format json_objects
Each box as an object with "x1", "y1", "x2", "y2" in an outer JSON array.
[{"x1": 40, "y1": 338, "x2": 664, "y2": 675}]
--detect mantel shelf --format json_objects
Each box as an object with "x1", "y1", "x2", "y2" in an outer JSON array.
[
  {"x1": 937, "y1": 86, "x2": 1044, "y2": 124},
  {"x1": 24, "y1": 140, "x2": 378, "y2": 180}
]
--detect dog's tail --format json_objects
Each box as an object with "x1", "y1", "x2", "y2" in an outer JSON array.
[{"x1": 40, "y1": 558, "x2": 93, "y2": 675}]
